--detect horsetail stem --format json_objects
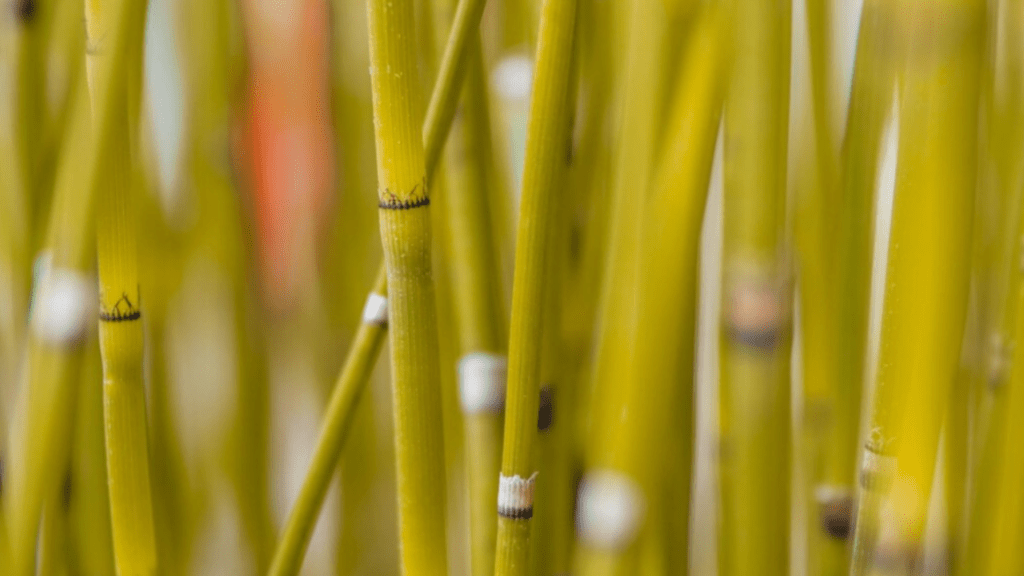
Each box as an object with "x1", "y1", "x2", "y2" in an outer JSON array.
[
  {"x1": 717, "y1": 0, "x2": 792, "y2": 572},
  {"x1": 85, "y1": 0, "x2": 158, "y2": 571},
  {"x1": 493, "y1": 0, "x2": 577, "y2": 569},
  {"x1": 849, "y1": 1, "x2": 985, "y2": 572},
  {"x1": 575, "y1": 9, "x2": 723, "y2": 575}
]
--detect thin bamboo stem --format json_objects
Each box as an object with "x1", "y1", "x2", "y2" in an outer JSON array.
[
  {"x1": 796, "y1": 0, "x2": 895, "y2": 572},
  {"x1": 269, "y1": 0, "x2": 492, "y2": 565},
  {"x1": 574, "y1": 10, "x2": 723, "y2": 576},
  {"x1": 585, "y1": 0, "x2": 670, "y2": 469},
  {"x1": 492, "y1": 0, "x2": 577, "y2": 570},
  {"x1": 848, "y1": 1, "x2": 985, "y2": 572},
  {"x1": 84, "y1": 0, "x2": 158, "y2": 572},
  {"x1": 3, "y1": 55, "x2": 97, "y2": 576},
  {"x1": 717, "y1": 0, "x2": 792, "y2": 573}
]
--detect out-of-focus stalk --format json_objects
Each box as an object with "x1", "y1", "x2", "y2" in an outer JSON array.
[
  {"x1": 848, "y1": 1, "x2": 985, "y2": 572},
  {"x1": 717, "y1": 0, "x2": 792, "y2": 573},
  {"x1": 574, "y1": 10, "x2": 723, "y2": 576},
  {"x1": 796, "y1": 0, "x2": 896, "y2": 573}
]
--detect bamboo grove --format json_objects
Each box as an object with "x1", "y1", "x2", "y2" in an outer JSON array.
[{"x1": 3, "y1": 0, "x2": 1024, "y2": 574}]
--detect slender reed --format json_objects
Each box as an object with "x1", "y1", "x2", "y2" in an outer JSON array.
[
  {"x1": 574, "y1": 10, "x2": 724, "y2": 575},
  {"x1": 269, "y1": 0, "x2": 494, "y2": 567},
  {"x1": 585, "y1": 0, "x2": 670, "y2": 467},
  {"x1": 848, "y1": 0, "x2": 985, "y2": 572},
  {"x1": 84, "y1": 0, "x2": 158, "y2": 572},
  {"x1": 492, "y1": 0, "x2": 577, "y2": 570},
  {"x1": 796, "y1": 0, "x2": 895, "y2": 572},
  {"x1": 717, "y1": 0, "x2": 792, "y2": 573},
  {"x1": 4, "y1": 69, "x2": 95, "y2": 576},
  {"x1": 430, "y1": 30, "x2": 507, "y2": 576}
]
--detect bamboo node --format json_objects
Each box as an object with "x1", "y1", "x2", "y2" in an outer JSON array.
[
  {"x1": 814, "y1": 485, "x2": 853, "y2": 540},
  {"x1": 576, "y1": 470, "x2": 645, "y2": 550},
  {"x1": 361, "y1": 292, "x2": 388, "y2": 326},
  {"x1": 724, "y1": 272, "x2": 790, "y2": 352},
  {"x1": 378, "y1": 180, "x2": 430, "y2": 210},
  {"x1": 99, "y1": 290, "x2": 141, "y2": 322},
  {"x1": 859, "y1": 441, "x2": 896, "y2": 492},
  {"x1": 458, "y1": 352, "x2": 507, "y2": 414},
  {"x1": 497, "y1": 472, "x2": 537, "y2": 520}
]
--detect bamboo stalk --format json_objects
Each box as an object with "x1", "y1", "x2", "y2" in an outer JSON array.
[
  {"x1": 429, "y1": 29, "x2": 508, "y2": 576},
  {"x1": 492, "y1": 0, "x2": 577, "y2": 570},
  {"x1": 848, "y1": 1, "x2": 985, "y2": 572},
  {"x1": 796, "y1": 0, "x2": 896, "y2": 572},
  {"x1": 717, "y1": 0, "x2": 792, "y2": 573},
  {"x1": 3, "y1": 55, "x2": 97, "y2": 576},
  {"x1": 584, "y1": 0, "x2": 670, "y2": 469},
  {"x1": 84, "y1": 0, "x2": 157, "y2": 572},
  {"x1": 574, "y1": 10, "x2": 723, "y2": 576},
  {"x1": 269, "y1": 0, "x2": 493, "y2": 567},
  {"x1": 364, "y1": 0, "x2": 452, "y2": 566}
]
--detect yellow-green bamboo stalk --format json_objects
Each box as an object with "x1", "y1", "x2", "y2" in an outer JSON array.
[
  {"x1": 584, "y1": 0, "x2": 671, "y2": 468},
  {"x1": 574, "y1": 11, "x2": 723, "y2": 576},
  {"x1": 431, "y1": 30, "x2": 508, "y2": 576},
  {"x1": 848, "y1": 1, "x2": 985, "y2": 572},
  {"x1": 3, "y1": 59, "x2": 97, "y2": 576},
  {"x1": 717, "y1": 0, "x2": 792, "y2": 573},
  {"x1": 84, "y1": 0, "x2": 157, "y2": 572},
  {"x1": 493, "y1": 0, "x2": 577, "y2": 570},
  {"x1": 796, "y1": 0, "x2": 896, "y2": 572},
  {"x1": 960, "y1": 1, "x2": 1024, "y2": 572},
  {"x1": 530, "y1": 31, "x2": 578, "y2": 576},
  {"x1": 270, "y1": 0, "x2": 493, "y2": 567},
  {"x1": 69, "y1": 337, "x2": 116, "y2": 575},
  {"x1": 269, "y1": 267, "x2": 389, "y2": 575},
  {"x1": 365, "y1": 0, "x2": 451, "y2": 568}
]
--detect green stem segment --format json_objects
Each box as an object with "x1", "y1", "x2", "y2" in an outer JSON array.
[
  {"x1": 575, "y1": 11, "x2": 724, "y2": 575},
  {"x1": 85, "y1": 0, "x2": 157, "y2": 572},
  {"x1": 493, "y1": 0, "x2": 577, "y2": 570},
  {"x1": 717, "y1": 0, "x2": 792, "y2": 573},
  {"x1": 848, "y1": 1, "x2": 985, "y2": 572}
]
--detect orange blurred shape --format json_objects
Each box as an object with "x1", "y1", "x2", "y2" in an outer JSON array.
[{"x1": 239, "y1": 0, "x2": 334, "y2": 313}]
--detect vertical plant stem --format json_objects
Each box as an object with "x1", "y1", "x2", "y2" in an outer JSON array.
[
  {"x1": 365, "y1": 0, "x2": 451, "y2": 566},
  {"x1": 717, "y1": 0, "x2": 792, "y2": 573},
  {"x1": 848, "y1": 1, "x2": 985, "y2": 572},
  {"x1": 585, "y1": 0, "x2": 670, "y2": 468},
  {"x1": 797, "y1": 0, "x2": 896, "y2": 572},
  {"x1": 493, "y1": 0, "x2": 577, "y2": 569},
  {"x1": 431, "y1": 29, "x2": 508, "y2": 576},
  {"x1": 269, "y1": 0, "x2": 493, "y2": 563},
  {"x1": 3, "y1": 55, "x2": 97, "y2": 576},
  {"x1": 85, "y1": 0, "x2": 157, "y2": 572},
  {"x1": 574, "y1": 11, "x2": 723, "y2": 576}
]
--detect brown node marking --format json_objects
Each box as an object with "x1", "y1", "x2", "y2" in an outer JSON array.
[
  {"x1": 537, "y1": 386, "x2": 554, "y2": 432},
  {"x1": 379, "y1": 178, "x2": 430, "y2": 210},
  {"x1": 14, "y1": 0, "x2": 34, "y2": 22},
  {"x1": 818, "y1": 494, "x2": 853, "y2": 540},
  {"x1": 498, "y1": 505, "x2": 533, "y2": 521},
  {"x1": 99, "y1": 290, "x2": 141, "y2": 322}
]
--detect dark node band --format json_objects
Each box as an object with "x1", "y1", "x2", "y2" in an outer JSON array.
[
  {"x1": 378, "y1": 196, "x2": 431, "y2": 210},
  {"x1": 498, "y1": 505, "x2": 533, "y2": 520},
  {"x1": 100, "y1": 292, "x2": 141, "y2": 322}
]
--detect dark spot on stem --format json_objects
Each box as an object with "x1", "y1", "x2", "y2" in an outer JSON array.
[
  {"x1": 15, "y1": 0, "x2": 34, "y2": 23},
  {"x1": 819, "y1": 495, "x2": 852, "y2": 540},
  {"x1": 62, "y1": 471, "x2": 73, "y2": 510},
  {"x1": 538, "y1": 386, "x2": 554, "y2": 431}
]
